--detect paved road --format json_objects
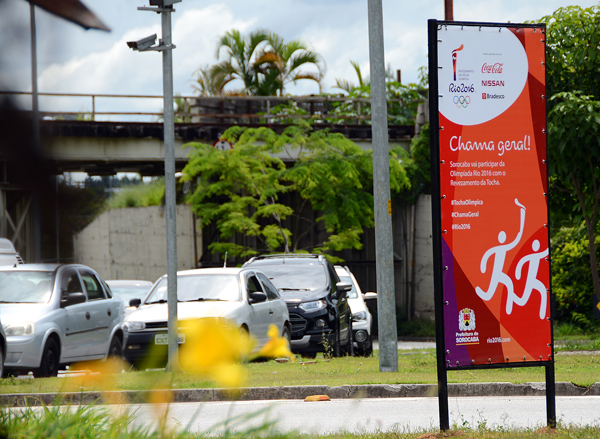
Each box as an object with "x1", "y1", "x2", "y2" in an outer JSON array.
[{"x1": 116, "y1": 396, "x2": 600, "y2": 435}]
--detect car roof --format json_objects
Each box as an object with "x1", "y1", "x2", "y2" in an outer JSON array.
[
  {"x1": 106, "y1": 279, "x2": 153, "y2": 286},
  {"x1": 174, "y1": 267, "x2": 250, "y2": 276},
  {"x1": 0, "y1": 263, "x2": 93, "y2": 273},
  {"x1": 244, "y1": 254, "x2": 327, "y2": 266}
]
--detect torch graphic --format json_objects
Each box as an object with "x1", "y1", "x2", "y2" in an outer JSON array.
[{"x1": 452, "y1": 44, "x2": 464, "y2": 81}]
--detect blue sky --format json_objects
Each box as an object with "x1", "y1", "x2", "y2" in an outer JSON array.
[{"x1": 1, "y1": 0, "x2": 598, "y2": 117}]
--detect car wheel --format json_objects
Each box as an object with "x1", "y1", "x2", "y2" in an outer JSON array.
[
  {"x1": 108, "y1": 337, "x2": 123, "y2": 359},
  {"x1": 0, "y1": 343, "x2": 4, "y2": 378},
  {"x1": 346, "y1": 320, "x2": 354, "y2": 357},
  {"x1": 33, "y1": 338, "x2": 60, "y2": 378},
  {"x1": 332, "y1": 327, "x2": 342, "y2": 358},
  {"x1": 282, "y1": 327, "x2": 291, "y2": 351},
  {"x1": 356, "y1": 334, "x2": 373, "y2": 357}
]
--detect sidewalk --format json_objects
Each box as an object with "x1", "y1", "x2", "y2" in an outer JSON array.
[{"x1": 2, "y1": 381, "x2": 599, "y2": 407}]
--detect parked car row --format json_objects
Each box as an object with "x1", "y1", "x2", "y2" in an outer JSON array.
[{"x1": 0, "y1": 253, "x2": 375, "y2": 377}]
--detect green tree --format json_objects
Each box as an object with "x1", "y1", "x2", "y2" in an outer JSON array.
[
  {"x1": 539, "y1": 5, "x2": 600, "y2": 308},
  {"x1": 548, "y1": 92, "x2": 600, "y2": 306},
  {"x1": 210, "y1": 29, "x2": 271, "y2": 95},
  {"x1": 254, "y1": 34, "x2": 326, "y2": 96},
  {"x1": 181, "y1": 120, "x2": 410, "y2": 259},
  {"x1": 204, "y1": 29, "x2": 325, "y2": 96}
]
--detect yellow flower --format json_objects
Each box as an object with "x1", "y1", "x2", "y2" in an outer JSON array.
[
  {"x1": 179, "y1": 318, "x2": 253, "y2": 388},
  {"x1": 256, "y1": 324, "x2": 295, "y2": 361}
]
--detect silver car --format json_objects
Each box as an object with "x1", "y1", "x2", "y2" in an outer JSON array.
[
  {"x1": 123, "y1": 267, "x2": 291, "y2": 369},
  {"x1": 0, "y1": 264, "x2": 126, "y2": 377},
  {"x1": 335, "y1": 265, "x2": 374, "y2": 356}
]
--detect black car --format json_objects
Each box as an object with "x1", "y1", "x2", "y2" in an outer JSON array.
[{"x1": 243, "y1": 254, "x2": 352, "y2": 357}]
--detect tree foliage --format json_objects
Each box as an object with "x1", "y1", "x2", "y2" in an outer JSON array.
[
  {"x1": 540, "y1": 5, "x2": 600, "y2": 103},
  {"x1": 539, "y1": 4, "x2": 600, "y2": 315},
  {"x1": 181, "y1": 120, "x2": 410, "y2": 259},
  {"x1": 195, "y1": 29, "x2": 325, "y2": 96}
]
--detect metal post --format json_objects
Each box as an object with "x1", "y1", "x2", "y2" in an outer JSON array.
[
  {"x1": 367, "y1": 0, "x2": 398, "y2": 372},
  {"x1": 428, "y1": 19, "x2": 449, "y2": 431},
  {"x1": 161, "y1": 7, "x2": 180, "y2": 373},
  {"x1": 30, "y1": 3, "x2": 42, "y2": 263}
]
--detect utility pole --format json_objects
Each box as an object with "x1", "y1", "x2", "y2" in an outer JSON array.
[
  {"x1": 367, "y1": 0, "x2": 398, "y2": 372},
  {"x1": 128, "y1": 0, "x2": 181, "y2": 372},
  {"x1": 444, "y1": 0, "x2": 454, "y2": 21}
]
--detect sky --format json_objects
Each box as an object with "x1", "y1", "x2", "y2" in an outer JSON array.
[{"x1": 0, "y1": 0, "x2": 598, "y2": 118}]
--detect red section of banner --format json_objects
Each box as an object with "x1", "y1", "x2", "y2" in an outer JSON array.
[{"x1": 436, "y1": 24, "x2": 551, "y2": 368}]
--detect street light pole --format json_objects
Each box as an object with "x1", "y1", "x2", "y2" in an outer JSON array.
[
  {"x1": 367, "y1": 0, "x2": 398, "y2": 372},
  {"x1": 128, "y1": 0, "x2": 181, "y2": 372}
]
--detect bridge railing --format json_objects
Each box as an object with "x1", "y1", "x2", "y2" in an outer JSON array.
[{"x1": 0, "y1": 91, "x2": 424, "y2": 125}]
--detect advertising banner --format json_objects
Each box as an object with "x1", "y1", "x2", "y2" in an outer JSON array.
[{"x1": 433, "y1": 23, "x2": 551, "y2": 368}]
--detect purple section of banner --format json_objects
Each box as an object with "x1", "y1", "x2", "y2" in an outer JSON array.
[{"x1": 442, "y1": 238, "x2": 471, "y2": 367}]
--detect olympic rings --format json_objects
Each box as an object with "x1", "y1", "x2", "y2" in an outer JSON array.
[{"x1": 453, "y1": 95, "x2": 471, "y2": 108}]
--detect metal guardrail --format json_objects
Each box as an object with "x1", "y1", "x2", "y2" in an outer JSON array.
[{"x1": 0, "y1": 91, "x2": 422, "y2": 125}]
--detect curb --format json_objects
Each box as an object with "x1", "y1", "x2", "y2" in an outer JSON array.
[{"x1": 2, "y1": 382, "x2": 599, "y2": 407}]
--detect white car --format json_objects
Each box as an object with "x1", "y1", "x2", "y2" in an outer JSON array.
[
  {"x1": 122, "y1": 267, "x2": 291, "y2": 369},
  {"x1": 106, "y1": 279, "x2": 153, "y2": 316},
  {"x1": 0, "y1": 264, "x2": 126, "y2": 377},
  {"x1": 335, "y1": 265, "x2": 374, "y2": 356}
]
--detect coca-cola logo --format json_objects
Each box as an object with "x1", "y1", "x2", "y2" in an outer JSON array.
[{"x1": 481, "y1": 62, "x2": 503, "y2": 74}]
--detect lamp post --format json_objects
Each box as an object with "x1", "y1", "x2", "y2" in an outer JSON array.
[{"x1": 127, "y1": 0, "x2": 181, "y2": 372}]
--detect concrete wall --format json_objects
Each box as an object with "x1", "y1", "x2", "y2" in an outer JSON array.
[
  {"x1": 413, "y1": 195, "x2": 435, "y2": 320},
  {"x1": 74, "y1": 205, "x2": 201, "y2": 283}
]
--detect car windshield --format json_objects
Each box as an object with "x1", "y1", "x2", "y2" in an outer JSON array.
[
  {"x1": 255, "y1": 264, "x2": 327, "y2": 292},
  {"x1": 337, "y1": 275, "x2": 359, "y2": 298},
  {"x1": 109, "y1": 285, "x2": 151, "y2": 303},
  {"x1": 0, "y1": 270, "x2": 54, "y2": 303},
  {"x1": 145, "y1": 274, "x2": 241, "y2": 304}
]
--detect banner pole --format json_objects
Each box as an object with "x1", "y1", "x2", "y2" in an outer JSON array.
[{"x1": 428, "y1": 18, "x2": 449, "y2": 431}]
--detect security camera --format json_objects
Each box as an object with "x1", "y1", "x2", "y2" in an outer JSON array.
[
  {"x1": 126, "y1": 34, "x2": 157, "y2": 51},
  {"x1": 149, "y1": 0, "x2": 182, "y2": 6}
]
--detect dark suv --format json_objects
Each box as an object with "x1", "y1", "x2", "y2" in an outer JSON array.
[{"x1": 243, "y1": 254, "x2": 352, "y2": 357}]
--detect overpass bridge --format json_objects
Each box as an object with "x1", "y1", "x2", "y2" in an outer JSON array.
[{"x1": 1, "y1": 91, "x2": 423, "y2": 262}]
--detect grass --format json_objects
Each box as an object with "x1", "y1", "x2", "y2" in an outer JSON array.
[
  {"x1": 1, "y1": 403, "x2": 599, "y2": 438},
  {"x1": 0, "y1": 350, "x2": 597, "y2": 395}
]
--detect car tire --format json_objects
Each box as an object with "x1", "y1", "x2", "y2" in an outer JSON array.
[
  {"x1": 282, "y1": 327, "x2": 291, "y2": 350},
  {"x1": 33, "y1": 338, "x2": 60, "y2": 378},
  {"x1": 346, "y1": 320, "x2": 354, "y2": 357},
  {"x1": 108, "y1": 337, "x2": 123, "y2": 360},
  {"x1": 0, "y1": 343, "x2": 4, "y2": 378},
  {"x1": 332, "y1": 327, "x2": 342, "y2": 358},
  {"x1": 356, "y1": 335, "x2": 373, "y2": 357}
]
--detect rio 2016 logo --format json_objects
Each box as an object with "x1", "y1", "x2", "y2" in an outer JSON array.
[
  {"x1": 452, "y1": 44, "x2": 464, "y2": 81},
  {"x1": 453, "y1": 95, "x2": 471, "y2": 108}
]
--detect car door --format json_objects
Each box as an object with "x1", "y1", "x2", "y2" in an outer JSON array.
[
  {"x1": 78, "y1": 268, "x2": 114, "y2": 357},
  {"x1": 256, "y1": 272, "x2": 287, "y2": 334},
  {"x1": 59, "y1": 269, "x2": 93, "y2": 360},
  {"x1": 245, "y1": 273, "x2": 271, "y2": 346},
  {"x1": 328, "y1": 263, "x2": 350, "y2": 345}
]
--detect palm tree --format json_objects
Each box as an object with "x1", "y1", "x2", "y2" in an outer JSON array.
[
  {"x1": 205, "y1": 29, "x2": 326, "y2": 96},
  {"x1": 255, "y1": 34, "x2": 326, "y2": 96},
  {"x1": 209, "y1": 29, "x2": 271, "y2": 95},
  {"x1": 334, "y1": 60, "x2": 368, "y2": 94}
]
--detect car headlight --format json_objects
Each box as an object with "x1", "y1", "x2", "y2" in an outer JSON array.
[
  {"x1": 298, "y1": 299, "x2": 327, "y2": 312},
  {"x1": 5, "y1": 322, "x2": 35, "y2": 337},
  {"x1": 352, "y1": 311, "x2": 367, "y2": 321},
  {"x1": 126, "y1": 321, "x2": 146, "y2": 331}
]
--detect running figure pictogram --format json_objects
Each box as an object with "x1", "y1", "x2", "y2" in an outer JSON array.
[
  {"x1": 475, "y1": 199, "x2": 526, "y2": 303},
  {"x1": 510, "y1": 239, "x2": 549, "y2": 318}
]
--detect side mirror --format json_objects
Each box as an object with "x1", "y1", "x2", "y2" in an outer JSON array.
[
  {"x1": 61, "y1": 291, "x2": 86, "y2": 307},
  {"x1": 334, "y1": 282, "x2": 352, "y2": 299},
  {"x1": 363, "y1": 292, "x2": 377, "y2": 301},
  {"x1": 249, "y1": 291, "x2": 267, "y2": 304},
  {"x1": 129, "y1": 298, "x2": 142, "y2": 308}
]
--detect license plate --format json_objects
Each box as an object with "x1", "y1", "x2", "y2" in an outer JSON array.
[{"x1": 155, "y1": 333, "x2": 185, "y2": 345}]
